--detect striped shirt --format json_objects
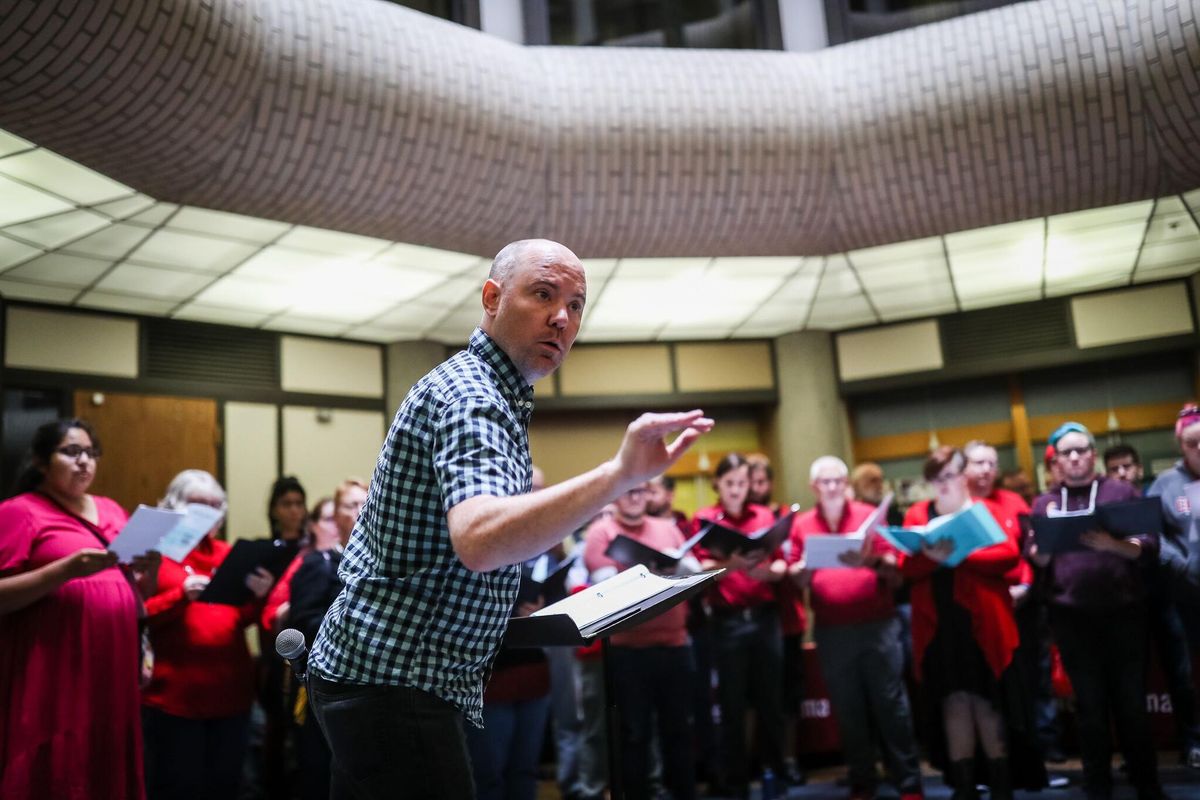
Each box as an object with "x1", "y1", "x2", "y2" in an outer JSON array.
[{"x1": 308, "y1": 328, "x2": 532, "y2": 725}]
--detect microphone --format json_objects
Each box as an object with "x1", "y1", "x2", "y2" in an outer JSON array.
[{"x1": 276, "y1": 628, "x2": 308, "y2": 681}]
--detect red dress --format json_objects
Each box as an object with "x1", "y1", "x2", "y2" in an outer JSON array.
[
  {"x1": 901, "y1": 498, "x2": 1020, "y2": 682},
  {"x1": 0, "y1": 492, "x2": 144, "y2": 800}
]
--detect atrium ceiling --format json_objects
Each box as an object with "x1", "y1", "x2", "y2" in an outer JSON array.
[{"x1": 0, "y1": 0, "x2": 1197, "y2": 343}]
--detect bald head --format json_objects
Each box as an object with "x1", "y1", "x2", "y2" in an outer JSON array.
[
  {"x1": 480, "y1": 239, "x2": 587, "y2": 383},
  {"x1": 489, "y1": 239, "x2": 579, "y2": 287}
]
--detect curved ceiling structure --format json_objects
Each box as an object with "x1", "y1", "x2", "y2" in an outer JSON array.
[{"x1": 1, "y1": 0, "x2": 1197, "y2": 260}]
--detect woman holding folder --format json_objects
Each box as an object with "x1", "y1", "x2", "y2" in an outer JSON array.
[
  {"x1": 141, "y1": 470, "x2": 273, "y2": 800},
  {"x1": 692, "y1": 453, "x2": 788, "y2": 798},
  {"x1": 901, "y1": 446, "x2": 1044, "y2": 800},
  {"x1": 0, "y1": 418, "x2": 151, "y2": 800}
]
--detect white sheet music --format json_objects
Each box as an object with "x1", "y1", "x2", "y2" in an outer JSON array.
[
  {"x1": 804, "y1": 535, "x2": 865, "y2": 569},
  {"x1": 156, "y1": 503, "x2": 224, "y2": 562},
  {"x1": 107, "y1": 505, "x2": 186, "y2": 562},
  {"x1": 531, "y1": 565, "x2": 712, "y2": 630}
]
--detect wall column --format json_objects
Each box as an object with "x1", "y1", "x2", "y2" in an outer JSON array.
[
  {"x1": 778, "y1": 0, "x2": 828, "y2": 52},
  {"x1": 767, "y1": 330, "x2": 853, "y2": 509},
  {"x1": 480, "y1": 0, "x2": 526, "y2": 44}
]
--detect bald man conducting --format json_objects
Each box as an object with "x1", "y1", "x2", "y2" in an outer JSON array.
[{"x1": 307, "y1": 239, "x2": 714, "y2": 800}]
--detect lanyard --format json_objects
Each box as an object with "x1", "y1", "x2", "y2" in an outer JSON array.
[{"x1": 1047, "y1": 480, "x2": 1098, "y2": 518}]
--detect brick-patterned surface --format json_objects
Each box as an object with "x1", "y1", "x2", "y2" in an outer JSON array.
[{"x1": 0, "y1": 0, "x2": 1196, "y2": 258}]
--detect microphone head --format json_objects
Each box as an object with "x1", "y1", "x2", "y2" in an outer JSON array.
[{"x1": 276, "y1": 628, "x2": 307, "y2": 660}]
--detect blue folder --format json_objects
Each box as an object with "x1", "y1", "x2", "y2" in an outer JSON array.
[{"x1": 875, "y1": 502, "x2": 1007, "y2": 567}]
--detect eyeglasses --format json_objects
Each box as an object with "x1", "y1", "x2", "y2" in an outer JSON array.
[
  {"x1": 931, "y1": 472, "x2": 961, "y2": 484},
  {"x1": 1057, "y1": 446, "x2": 1093, "y2": 458},
  {"x1": 56, "y1": 444, "x2": 101, "y2": 460},
  {"x1": 624, "y1": 488, "x2": 647, "y2": 497}
]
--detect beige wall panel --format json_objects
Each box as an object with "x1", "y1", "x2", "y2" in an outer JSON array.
[
  {"x1": 836, "y1": 320, "x2": 943, "y2": 382},
  {"x1": 282, "y1": 406, "x2": 385, "y2": 504},
  {"x1": 280, "y1": 336, "x2": 383, "y2": 398},
  {"x1": 385, "y1": 340, "x2": 446, "y2": 415},
  {"x1": 5, "y1": 307, "x2": 138, "y2": 377},
  {"x1": 530, "y1": 411, "x2": 762, "y2": 516},
  {"x1": 223, "y1": 402, "x2": 279, "y2": 543},
  {"x1": 675, "y1": 343, "x2": 774, "y2": 393},
  {"x1": 1071, "y1": 282, "x2": 1194, "y2": 349},
  {"x1": 558, "y1": 345, "x2": 672, "y2": 396}
]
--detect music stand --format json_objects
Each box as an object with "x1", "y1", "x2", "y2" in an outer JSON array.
[{"x1": 505, "y1": 568, "x2": 722, "y2": 800}]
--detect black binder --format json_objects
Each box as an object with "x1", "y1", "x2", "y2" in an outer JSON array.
[
  {"x1": 1032, "y1": 497, "x2": 1164, "y2": 555},
  {"x1": 198, "y1": 538, "x2": 296, "y2": 605},
  {"x1": 695, "y1": 510, "x2": 795, "y2": 559},
  {"x1": 515, "y1": 554, "x2": 577, "y2": 605}
]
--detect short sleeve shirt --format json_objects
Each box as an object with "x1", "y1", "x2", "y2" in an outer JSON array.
[{"x1": 308, "y1": 329, "x2": 533, "y2": 726}]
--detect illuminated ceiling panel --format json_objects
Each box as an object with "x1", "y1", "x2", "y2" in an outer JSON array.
[{"x1": 0, "y1": 133, "x2": 1195, "y2": 345}]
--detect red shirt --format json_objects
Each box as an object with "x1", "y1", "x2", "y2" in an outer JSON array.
[
  {"x1": 692, "y1": 503, "x2": 780, "y2": 610},
  {"x1": 788, "y1": 500, "x2": 896, "y2": 627},
  {"x1": 583, "y1": 514, "x2": 689, "y2": 647},
  {"x1": 984, "y1": 487, "x2": 1034, "y2": 586},
  {"x1": 900, "y1": 499, "x2": 1020, "y2": 681},
  {"x1": 142, "y1": 536, "x2": 263, "y2": 719}
]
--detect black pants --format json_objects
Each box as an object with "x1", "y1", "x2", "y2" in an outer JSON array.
[
  {"x1": 141, "y1": 707, "x2": 250, "y2": 800},
  {"x1": 713, "y1": 605, "x2": 785, "y2": 791},
  {"x1": 1050, "y1": 605, "x2": 1161, "y2": 800},
  {"x1": 1146, "y1": 576, "x2": 1200, "y2": 756},
  {"x1": 307, "y1": 675, "x2": 475, "y2": 800},
  {"x1": 610, "y1": 644, "x2": 696, "y2": 800}
]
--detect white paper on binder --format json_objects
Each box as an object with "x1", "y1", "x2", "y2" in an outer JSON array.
[{"x1": 530, "y1": 565, "x2": 710, "y2": 630}]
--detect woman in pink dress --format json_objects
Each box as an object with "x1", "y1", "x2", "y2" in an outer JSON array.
[{"x1": 0, "y1": 418, "x2": 153, "y2": 800}]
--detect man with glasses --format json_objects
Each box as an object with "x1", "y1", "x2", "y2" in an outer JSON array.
[
  {"x1": 1146, "y1": 405, "x2": 1200, "y2": 769},
  {"x1": 787, "y1": 456, "x2": 922, "y2": 800},
  {"x1": 1030, "y1": 422, "x2": 1167, "y2": 800}
]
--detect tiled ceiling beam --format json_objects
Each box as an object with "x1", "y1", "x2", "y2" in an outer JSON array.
[{"x1": 0, "y1": 0, "x2": 1197, "y2": 259}]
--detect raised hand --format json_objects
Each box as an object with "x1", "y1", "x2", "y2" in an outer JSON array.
[{"x1": 612, "y1": 410, "x2": 714, "y2": 489}]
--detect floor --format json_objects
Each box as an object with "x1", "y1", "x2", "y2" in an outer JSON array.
[{"x1": 537, "y1": 757, "x2": 1200, "y2": 799}]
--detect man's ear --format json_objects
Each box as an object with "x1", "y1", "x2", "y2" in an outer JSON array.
[{"x1": 481, "y1": 278, "x2": 502, "y2": 318}]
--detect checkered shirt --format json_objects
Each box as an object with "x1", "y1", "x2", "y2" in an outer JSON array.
[{"x1": 308, "y1": 328, "x2": 532, "y2": 725}]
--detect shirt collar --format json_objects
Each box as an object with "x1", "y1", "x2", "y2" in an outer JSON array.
[{"x1": 468, "y1": 328, "x2": 535, "y2": 411}]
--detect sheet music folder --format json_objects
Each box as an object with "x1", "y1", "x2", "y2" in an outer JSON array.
[
  {"x1": 505, "y1": 567, "x2": 723, "y2": 648},
  {"x1": 1032, "y1": 497, "x2": 1164, "y2": 555}
]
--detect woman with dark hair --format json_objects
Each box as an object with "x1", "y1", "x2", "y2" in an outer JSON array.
[
  {"x1": 0, "y1": 418, "x2": 155, "y2": 799},
  {"x1": 901, "y1": 446, "x2": 1045, "y2": 800},
  {"x1": 142, "y1": 469, "x2": 273, "y2": 800},
  {"x1": 692, "y1": 452, "x2": 788, "y2": 797},
  {"x1": 268, "y1": 475, "x2": 308, "y2": 544}
]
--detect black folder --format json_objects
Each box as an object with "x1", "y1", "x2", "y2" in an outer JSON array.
[
  {"x1": 1032, "y1": 497, "x2": 1164, "y2": 555},
  {"x1": 198, "y1": 538, "x2": 297, "y2": 605},
  {"x1": 516, "y1": 554, "x2": 576, "y2": 605},
  {"x1": 696, "y1": 510, "x2": 795, "y2": 559},
  {"x1": 604, "y1": 527, "x2": 707, "y2": 572}
]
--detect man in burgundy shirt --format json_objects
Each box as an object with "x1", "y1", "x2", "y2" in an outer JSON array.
[
  {"x1": 1030, "y1": 422, "x2": 1167, "y2": 800},
  {"x1": 583, "y1": 482, "x2": 697, "y2": 800},
  {"x1": 788, "y1": 456, "x2": 922, "y2": 800}
]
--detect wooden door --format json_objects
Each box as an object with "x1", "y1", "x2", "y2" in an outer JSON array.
[{"x1": 73, "y1": 391, "x2": 219, "y2": 513}]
